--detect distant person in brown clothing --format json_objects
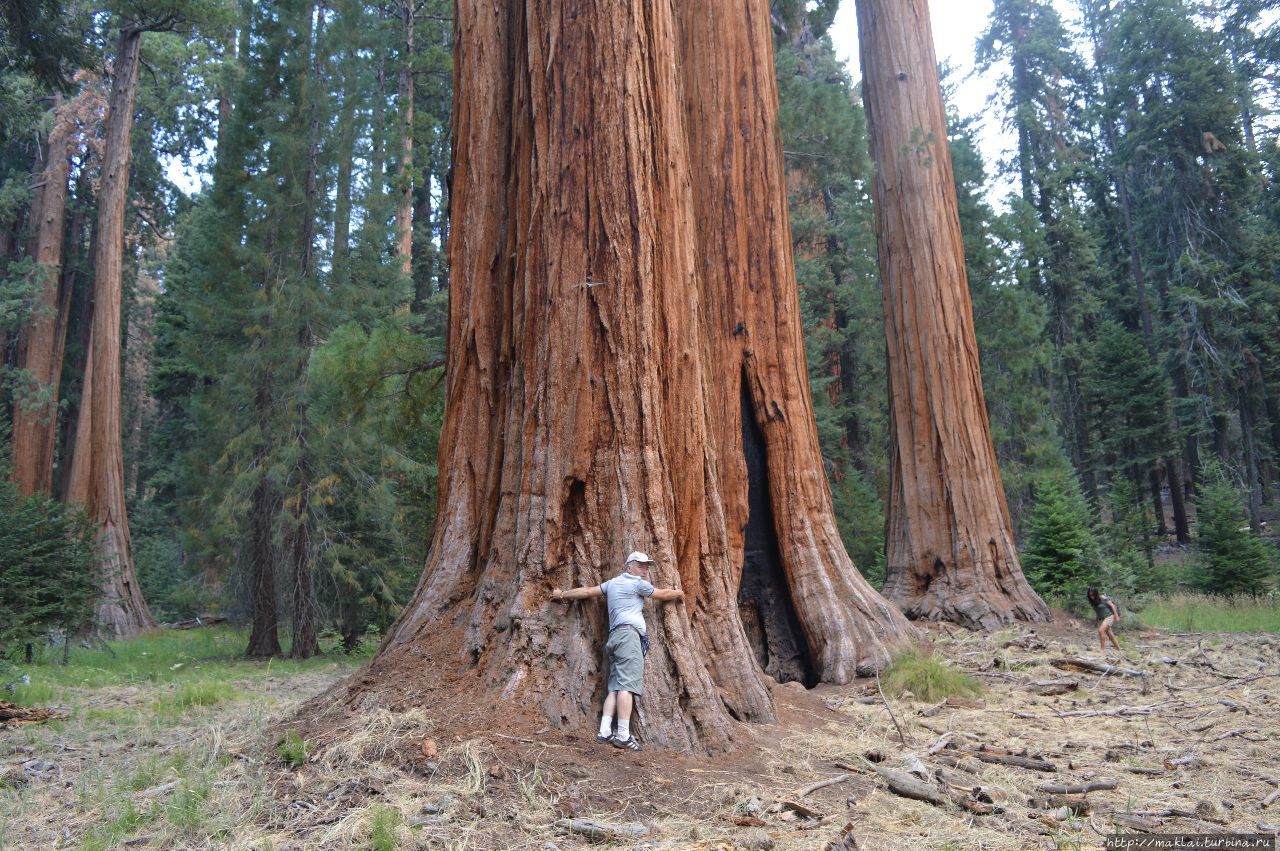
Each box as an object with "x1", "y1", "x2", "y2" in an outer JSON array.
[{"x1": 1087, "y1": 587, "x2": 1121, "y2": 651}]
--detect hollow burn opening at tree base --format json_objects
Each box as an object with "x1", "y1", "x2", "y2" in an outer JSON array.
[{"x1": 735, "y1": 372, "x2": 817, "y2": 688}]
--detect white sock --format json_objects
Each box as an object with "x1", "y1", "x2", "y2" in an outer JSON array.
[
  {"x1": 599, "y1": 715, "x2": 613, "y2": 737},
  {"x1": 616, "y1": 719, "x2": 630, "y2": 739}
]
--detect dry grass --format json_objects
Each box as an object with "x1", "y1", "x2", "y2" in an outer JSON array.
[
  {"x1": 313, "y1": 706, "x2": 435, "y2": 772},
  {"x1": 4, "y1": 621, "x2": 1279, "y2": 849}
]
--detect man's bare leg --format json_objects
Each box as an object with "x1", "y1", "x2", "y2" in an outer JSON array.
[{"x1": 598, "y1": 691, "x2": 619, "y2": 740}]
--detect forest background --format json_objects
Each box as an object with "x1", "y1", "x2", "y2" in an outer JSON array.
[{"x1": 3, "y1": 0, "x2": 1279, "y2": 657}]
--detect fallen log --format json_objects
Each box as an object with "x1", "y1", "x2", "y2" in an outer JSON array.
[
  {"x1": 164, "y1": 615, "x2": 229, "y2": 630},
  {"x1": 1051, "y1": 658, "x2": 1145, "y2": 678},
  {"x1": 791, "y1": 774, "x2": 850, "y2": 799},
  {"x1": 1135, "y1": 806, "x2": 1226, "y2": 826},
  {"x1": 1205, "y1": 727, "x2": 1265, "y2": 743},
  {"x1": 1036, "y1": 779, "x2": 1118, "y2": 795},
  {"x1": 1262, "y1": 789, "x2": 1280, "y2": 809},
  {"x1": 134, "y1": 780, "x2": 179, "y2": 800},
  {"x1": 1123, "y1": 766, "x2": 1164, "y2": 776},
  {"x1": 967, "y1": 746, "x2": 1057, "y2": 772},
  {"x1": 1166, "y1": 753, "x2": 1207, "y2": 769},
  {"x1": 1105, "y1": 811, "x2": 1162, "y2": 832},
  {"x1": 868, "y1": 763, "x2": 948, "y2": 807},
  {"x1": 1028, "y1": 679, "x2": 1079, "y2": 696},
  {"x1": 865, "y1": 762, "x2": 994, "y2": 815},
  {"x1": 779, "y1": 799, "x2": 824, "y2": 819},
  {"x1": 0, "y1": 701, "x2": 64, "y2": 728},
  {"x1": 1056, "y1": 702, "x2": 1180, "y2": 719},
  {"x1": 1003, "y1": 633, "x2": 1047, "y2": 651},
  {"x1": 1028, "y1": 794, "x2": 1091, "y2": 815},
  {"x1": 553, "y1": 818, "x2": 648, "y2": 841}
]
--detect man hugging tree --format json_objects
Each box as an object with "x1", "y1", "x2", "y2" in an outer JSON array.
[{"x1": 551, "y1": 551, "x2": 685, "y2": 752}]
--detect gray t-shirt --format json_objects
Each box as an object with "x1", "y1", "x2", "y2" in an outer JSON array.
[{"x1": 600, "y1": 572, "x2": 654, "y2": 634}]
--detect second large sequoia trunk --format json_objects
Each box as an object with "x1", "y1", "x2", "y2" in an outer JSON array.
[
  {"x1": 856, "y1": 0, "x2": 1050, "y2": 628},
  {"x1": 336, "y1": 0, "x2": 913, "y2": 752}
]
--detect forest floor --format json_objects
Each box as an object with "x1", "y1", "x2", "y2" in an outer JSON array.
[{"x1": 3, "y1": 617, "x2": 1280, "y2": 850}]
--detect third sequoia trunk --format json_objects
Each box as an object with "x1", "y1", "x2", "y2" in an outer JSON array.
[
  {"x1": 856, "y1": 0, "x2": 1050, "y2": 628},
  {"x1": 67, "y1": 28, "x2": 156, "y2": 637},
  {"x1": 330, "y1": 0, "x2": 913, "y2": 752}
]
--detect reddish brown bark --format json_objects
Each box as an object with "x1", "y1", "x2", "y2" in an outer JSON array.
[
  {"x1": 855, "y1": 0, "x2": 1049, "y2": 628},
  {"x1": 59, "y1": 231, "x2": 93, "y2": 501},
  {"x1": 677, "y1": 0, "x2": 914, "y2": 698},
  {"x1": 335, "y1": 0, "x2": 913, "y2": 753},
  {"x1": 12, "y1": 97, "x2": 74, "y2": 496},
  {"x1": 392, "y1": 0, "x2": 414, "y2": 280},
  {"x1": 66, "y1": 28, "x2": 156, "y2": 638}
]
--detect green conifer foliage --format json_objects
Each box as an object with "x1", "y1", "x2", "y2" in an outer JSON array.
[
  {"x1": 1084, "y1": 321, "x2": 1171, "y2": 481},
  {"x1": 1194, "y1": 461, "x2": 1276, "y2": 595},
  {"x1": 1087, "y1": 0, "x2": 1276, "y2": 518},
  {"x1": 151, "y1": 0, "x2": 452, "y2": 652},
  {"x1": 774, "y1": 26, "x2": 887, "y2": 579},
  {"x1": 1022, "y1": 477, "x2": 1100, "y2": 598},
  {"x1": 949, "y1": 104, "x2": 1070, "y2": 527},
  {"x1": 976, "y1": 0, "x2": 1102, "y2": 497},
  {"x1": 0, "y1": 443, "x2": 95, "y2": 658}
]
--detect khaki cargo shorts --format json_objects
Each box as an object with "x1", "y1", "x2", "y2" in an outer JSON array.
[{"x1": 604, "y1": 627, "x2": 645, "y2": 695}]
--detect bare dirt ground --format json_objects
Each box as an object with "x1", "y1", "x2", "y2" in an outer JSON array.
[{"x1": 3, "y1": 615, "x2": 1280, "y2": 850}]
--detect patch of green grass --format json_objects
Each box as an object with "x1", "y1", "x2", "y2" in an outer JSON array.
[
  {"x1": 7, "y1": 627, "x2": 371, "y2": 709},
  {"x1": 368, "y1": 804, "x2": 401, "y2": 851},
  {"x1": 78, "y1": 799, "x2": 153, "y2": 851},
  {"x1": 80, "y1": 706, "x2": 135, "y2": 723},
  {"x1": 1137, "y1": 593, "x2": 1280, "y2": 633},
  {"x1": 880, "y1": 647, "x2": 984, "y2": 702},
  {"x1": 123, "y1": 753, "x2": 185, "y2": 792},
  {"x1": 10, "y1": 680, "x2": 56, "y2": 706},
  {"x1": 155, "y1": 680, "x2": 240, "y2": 713},
  {"x1": 164, "y1": 778, "x2": 211, "y2": 832},
  {"x1": 278, "y1": 729, "x2": 308, "y2": 767}
]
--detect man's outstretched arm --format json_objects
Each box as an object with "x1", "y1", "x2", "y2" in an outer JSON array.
[
  {"x1": 651, "y1": 588, "x2": 684, "y2": 602},
  {"x1": 551, "y1": 585, "x2": 604, "y2": 602}
]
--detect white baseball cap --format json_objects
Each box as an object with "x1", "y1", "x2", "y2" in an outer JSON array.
[{"x1": 625, "y1": 551, "x2": 655, "y2": 565}]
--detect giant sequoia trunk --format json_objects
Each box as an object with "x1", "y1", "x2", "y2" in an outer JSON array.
[
  {"x1": 67, "y1": 28, "x2": 156, "y2": 638},
  {"x1": 855, "y1": 0, "x2": 1049, "y2": 628},
  {"x1": 335, "y1": 0, "x2": 913, "y2": 753},
  {"x1": 392, "y1": 0, "x2": 414, "y2": 280},
  {"x1": 12, "y1": 96, "x2": 73, "y2": 496}
]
